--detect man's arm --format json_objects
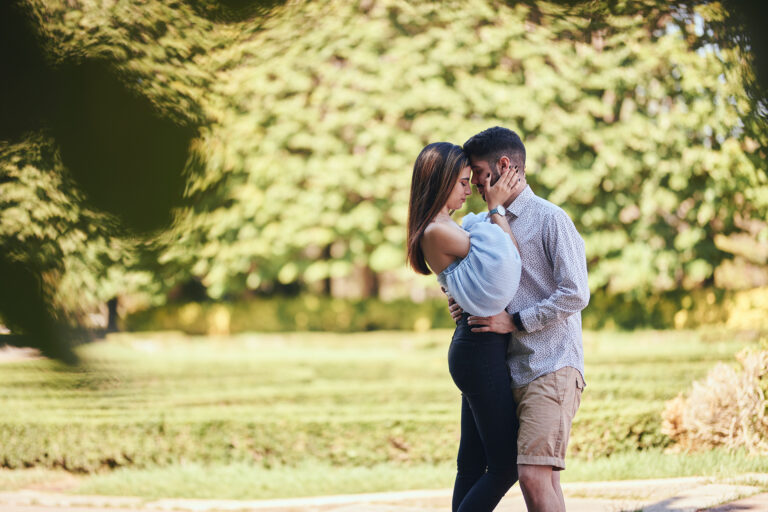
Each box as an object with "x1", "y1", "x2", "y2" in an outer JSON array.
[
  {"x1": 469, "y1": 210, "x2": 588, "y2": 334},
  {"x1": 515, "y1": 210, "x2": 589, "y2": 333}
]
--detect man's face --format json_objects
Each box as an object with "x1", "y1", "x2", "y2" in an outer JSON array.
[{"x1": 469, "y1": 157, "x2": 499, "y2": 203}]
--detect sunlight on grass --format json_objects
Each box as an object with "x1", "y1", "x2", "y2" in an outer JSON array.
[
  {"x1": 0, "y1": 328, "x2": 762, "y2": 499},
  {"x1": 0, "y1": 468, "x2": 81, "y2": 492},
  {"x1": 564, "y1": 448, "x2": 768, "y2": 482},
  {"x1": 74, "y1": 462, "x2": 455, "y2": 499}
]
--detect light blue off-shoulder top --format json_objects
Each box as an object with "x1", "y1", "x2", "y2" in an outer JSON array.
[{"x1": 436, "y1": 212, "x2": 522, "y2": 317}]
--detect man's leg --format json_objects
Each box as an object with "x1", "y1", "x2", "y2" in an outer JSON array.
[
  {"x1": 518, "y1": 464, "x2": 562, "y2": 512},
  {"x1": 512, "y1": 367, "x2": 584, "y2": 512},
  {"x1": 552, "y1": 467, "x2": 565, "y2": 511}
]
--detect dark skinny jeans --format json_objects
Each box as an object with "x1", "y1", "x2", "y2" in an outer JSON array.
[{"x1": 448, "y1": 313, "x2": 519, "y2": 512}]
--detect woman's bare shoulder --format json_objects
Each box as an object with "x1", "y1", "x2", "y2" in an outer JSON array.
[
  {"x1": 422, "y1": 221, "x2": 470, "y2": 259},
  {"x1": 423, "y1": 221, "x2": 466, "y2": 241}
]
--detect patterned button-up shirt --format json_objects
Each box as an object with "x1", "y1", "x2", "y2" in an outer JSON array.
[{"x1": 502, "y1": 186, "x2": 590, "y2": 388}]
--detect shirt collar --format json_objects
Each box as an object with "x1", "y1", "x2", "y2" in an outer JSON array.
[{"x1": 506, "y1": 185, "x2": 534, "y2": 218}]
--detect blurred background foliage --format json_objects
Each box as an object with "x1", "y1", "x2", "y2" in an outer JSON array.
[{"x1": 1, "y1": 0, "x2": 767, "y2": 345}]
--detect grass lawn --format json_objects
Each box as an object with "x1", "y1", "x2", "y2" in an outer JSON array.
[{"x1": 0, "y1": 328, "x2": 763, "y2": 498}]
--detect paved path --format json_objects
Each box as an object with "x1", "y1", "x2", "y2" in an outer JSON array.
[
  {"x1": 707, "y1": 492, "x2": 768, "y2": 511},
  {"x1": 1, "y1": 474, "x2": 766, "y2": 512}
]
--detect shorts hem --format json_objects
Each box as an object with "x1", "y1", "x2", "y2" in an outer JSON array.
[{"x1": 517, "y1": 454, "x2": 565, "y2": 471}]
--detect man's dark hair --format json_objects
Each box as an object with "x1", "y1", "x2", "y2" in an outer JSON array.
[{"x1": 463, "y1": 126, "x2": 526, "y2": 172}]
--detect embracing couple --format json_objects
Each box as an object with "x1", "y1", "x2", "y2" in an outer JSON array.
[{"x1": 407, "y1": 127, "x2": 590, "y2": 512}]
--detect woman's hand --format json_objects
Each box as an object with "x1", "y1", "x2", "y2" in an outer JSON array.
[
  {"x1": 442, "y1": 287, "x2": 464, "y2": 323},
  {"x1": 482, "y1": 166, "x2": 522, "y2": 251},
  {"x1": 484, "y1": 166, "x2": 522, "y2": 209}
]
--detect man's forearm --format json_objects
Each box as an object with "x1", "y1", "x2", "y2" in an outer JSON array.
[{"x1": 516, "y1": 285, "x2": 589, "y2": 333}]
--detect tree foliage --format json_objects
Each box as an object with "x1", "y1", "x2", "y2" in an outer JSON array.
[
  {"x1": 1, "y1": 0, "x2": 766, "y2": 336},
  {"x1": 169, "y1": 0, "x2": 768, "y2": 300}
]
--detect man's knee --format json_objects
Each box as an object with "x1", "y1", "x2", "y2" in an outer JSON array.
[
  {"x1": 551, "y1": 468, "x2": 561, "y2": 488},
  {"x1": 518, "y1": 464, "x2": 552, "y2": 495}
]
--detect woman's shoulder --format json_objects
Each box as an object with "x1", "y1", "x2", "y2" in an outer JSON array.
[
  {"x1": 422, "y1": 220, "x2": 470, "y2": 261},
  {"x1": 423, "y1": 220, "x2": 466, "y2": 242}
]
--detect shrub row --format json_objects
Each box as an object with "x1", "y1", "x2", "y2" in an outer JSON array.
[
  {"x1": 1, "y1": 411, "x2": 666, "y2": 473},
  {"x1": 571, "y1": 411, "x2": 670, "y2": 460},
  {"x1": 1, "y1": 419, "x2": 457, "y2": 473},
  {"x1": 123, "y1": 288, "x2": 768, "y2": 334},
  {"x1": 124, "y1": 296, "x2": 455, "y2": 334}
]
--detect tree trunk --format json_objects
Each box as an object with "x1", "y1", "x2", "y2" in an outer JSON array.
[
  {"x1": 361, "y1": 266, "x2": 379, "y2": 298},
  {"x1": 107, "y1": 297, "x2": 119, "y2": 332}
]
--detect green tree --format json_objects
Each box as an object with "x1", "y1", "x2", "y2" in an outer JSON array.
[
  {"x1": 161, "y1": 0, "x2": 767, "y2": 301},
  {"x1": 1, "y1": 0, "x2": 766, "y2": 349}
]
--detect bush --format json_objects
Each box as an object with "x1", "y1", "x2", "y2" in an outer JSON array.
[
  {"x1": 122, "y1": 287, "x2": 768, "y2": 334},
  {"x1": 0, "y1": 420, "x2": 458, "y2": 473},
  {"x1": 570, "y1": 410, "x2": 670, "y2": 460},
  {"x1": 124, "y1": 296, "x2": 456, "y2": 334},
  {"x1": 662, "y1": 342, "x2": 768, "y2": 454}
]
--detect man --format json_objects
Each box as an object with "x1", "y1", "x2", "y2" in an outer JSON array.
[{"x1": 450, "y1": 127, "x2": 589, "y2": 512}]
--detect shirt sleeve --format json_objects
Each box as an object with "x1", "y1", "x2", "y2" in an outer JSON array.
[
  {"x1": 441, "y1": 219, "x2": 521, "y2": 317},
  {"x1": 516, "y1": 210, "x2": 590, "y2": 332},
  {"x1": 460, "y1": 211, "x2": 489, "y2": 231}
]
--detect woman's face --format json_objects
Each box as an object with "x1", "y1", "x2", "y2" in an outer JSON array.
[{"x1": 444, "y1": 165, "x2": 472, "y2": 211}]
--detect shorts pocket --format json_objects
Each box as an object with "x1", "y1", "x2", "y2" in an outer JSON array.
[
  {"x1": 575, "y1": 371, "x2": 585, "y2": 390},
  {"x1": 571, "y1": 370, "x2": 585, "y2": 417},
  {"x1": 554, "y1": 368, "x2": 567, "y2": 405}
]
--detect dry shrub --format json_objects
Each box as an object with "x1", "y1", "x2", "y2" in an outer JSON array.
[{"x1": 662, "y1": 347, "x2": 768, "y2": 454}]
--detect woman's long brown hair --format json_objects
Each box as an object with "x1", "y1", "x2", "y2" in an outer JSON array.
[{"x1": 407, "y1": 142, "x2": 469, "y2": 275}]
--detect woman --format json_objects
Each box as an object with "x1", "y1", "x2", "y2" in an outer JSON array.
[{"x1": 407, "y1": 142, "x2": 523, "y2": 512}]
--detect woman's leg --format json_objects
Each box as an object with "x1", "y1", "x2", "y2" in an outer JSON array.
[
  {"x1": 452, "y1": 394, "x2": 486, "y2": 511},
  {"x1": 449, "y1": 333, "x2": 518, "y2": 512},
  {"x1": 457, "y1": 374, "x2": 518, "y2": 511}
]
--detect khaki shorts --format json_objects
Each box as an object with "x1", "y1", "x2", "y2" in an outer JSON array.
[{"x1": 511, "y1": 366, "x2": 585, "y2": 471}]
